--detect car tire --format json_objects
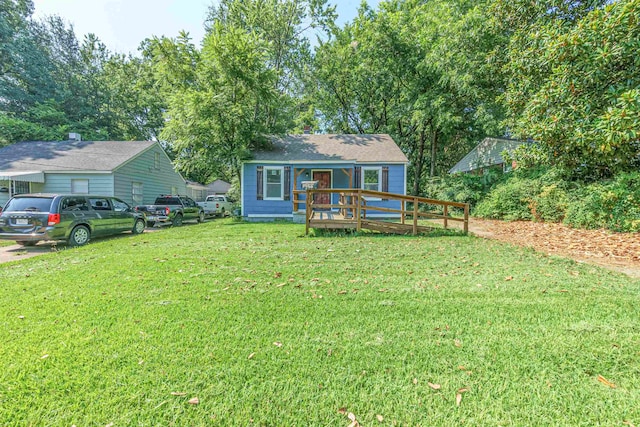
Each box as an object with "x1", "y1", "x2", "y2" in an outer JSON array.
[
  {"x1": 219, "y1": 208, "x2": 226, "y2": 218},
  {"x1": 197, "y1": 212, "x2": 205, "y2": 223},
  {"x1": 68, "y1": 225, "x2": 90, "y2": 246},
  {"x1": 16, "y1": 241, "x2": 37, "y2": 247},
  {"x1": 171, "y1": 214, "x2": 183, "y2": 227},
  {"x1": 132, "y1": 218, "x2": 146, "y2": 234}
]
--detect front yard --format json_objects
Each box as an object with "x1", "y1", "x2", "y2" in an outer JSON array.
[{"x1": 1, "y1": 220, "x2": 638, "y2": 425}]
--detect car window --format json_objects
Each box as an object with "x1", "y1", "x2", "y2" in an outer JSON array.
[
  {"x1": 112, "y1": 198, "x2": 130, "y2": 212},
  {"x1": 3, "y1": 197, "x2": 54, "y2": 212},
  {"x1": 89, "y1": 198, "x2": 112, "y2": 210},
  {"x1": 61, "y1": 197, "x2": 89, "y2": 211}
]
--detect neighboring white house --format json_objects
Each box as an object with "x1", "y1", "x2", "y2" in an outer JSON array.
[{"x1": 449, "y1": 137, "x2": 526, "y2": 174}]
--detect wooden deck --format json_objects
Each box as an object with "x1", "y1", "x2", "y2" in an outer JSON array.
[{"x1": 300, "y1": 189, "x2": 469, "y2": 236}]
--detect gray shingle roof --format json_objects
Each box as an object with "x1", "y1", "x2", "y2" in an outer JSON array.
[
  {"x1": 0, "y1": 140, "x2": 156, "y2": 173},
  {"x1": 252, "y1": 134, "x2": 408, "y2": 163},
  {"x1": 449, "y1": 138, "x2": 525, "y2": 174}
]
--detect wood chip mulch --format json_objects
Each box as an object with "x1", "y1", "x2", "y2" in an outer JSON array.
[{"x1": 466, "y1": 219, "x2": 640, "y2": 278}]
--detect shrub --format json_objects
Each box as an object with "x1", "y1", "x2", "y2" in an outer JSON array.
[
  {"x1": 473, "y1": 176, "x2": 537, "y2": 220},
  {"x1": 529, "y1": 184, "x2": 569, "y2": 222},
  {"x1": 565, "y1": 173, "x2": 640, "y2": 232}
]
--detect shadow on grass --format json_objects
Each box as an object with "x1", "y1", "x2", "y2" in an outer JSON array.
[{"x1": 308, "y1": 227, "x2": 467, "y2": 238}]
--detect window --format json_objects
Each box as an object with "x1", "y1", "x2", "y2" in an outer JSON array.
[
  {"x1": 61, "y1": 196, "x2": 89, "y2": 211},
  {"x1": 89, "y1": 197, "x2": 111, "y2": 210},
  {"x1": 362, "y1": 168, "x2": 381, "y2": 192},
  {"x1": 154, "y1": 152, "x2": 160, "y2": 169},
  {"x1": 264, "y1": 167, "x2": 283, "y2": 200},
  {"x1": 11, "y1": 180, "x2": 30, "y2": 195},
  {"x1": 132, "y1": 182, "x2": 144, "y2": 204},
  {"x1": 112, "y1": 198, "x2": 130, "y2": 212},
  {"x1": 71, "y1": 179, "x2": 89, "y2": 194}
]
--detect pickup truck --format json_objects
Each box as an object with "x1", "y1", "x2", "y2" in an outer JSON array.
[
  {"x1": 135, "y1": 195, "x2": 204, "y2": 226},
  {"x1": 197, "y1": 195, "x2": 233, "y2": 218}
]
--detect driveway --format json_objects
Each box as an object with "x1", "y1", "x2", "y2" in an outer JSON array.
[{"x1": 0, "y1": 242, "x2": 60, "y2": 263}]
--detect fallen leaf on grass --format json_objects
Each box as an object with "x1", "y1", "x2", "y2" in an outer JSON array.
[
  {"x1": 505, "y1": 276, "x2": 513, "y2": 281},
  {"x1": 171, "y1": 392, "x2": 186, "y2": 396},
  {"x1": 428, "y1": 382, "x2": 441, "y2": 390},
  {"x1": 273, "y1": 342, "x2": 282, "y2": 347},
  {"x1": 188, "y1": 397, "x2": 199, "y2": 405},
  {"x1": 454, "y1": 339, "x2": 462, "y2": 347},
  {"x1": 597, "y1": 375, "x2": 616, "y2": 388},
  {"x1": 248, "y1": 352, "x2": 255, "y2": 359},
  {"x1": 338, "y1": 290, "x2": 347, "y2": 294},
  {"x1": 338, "y1": 407, "x2": 347, "y2": 414},
  {"x1": 376, "y1": 414, "x2": 384, "y2": 422},
  {"x1": 41, "y1": 354, "x2": 49, "y2": 359},
  {"x1": 413, "y1": 378, "x2": 418, "y2": 385},
  {"x1": 456, "y1": 393, "x2": 463, "y2": 406},
  {"x1": 622, "y1": 421, "x2": 635, "y2": 427}
]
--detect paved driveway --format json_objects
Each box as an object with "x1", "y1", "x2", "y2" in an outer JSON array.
[{"x1": 0, "y1": 242, "x2": 60, "y2": 264}]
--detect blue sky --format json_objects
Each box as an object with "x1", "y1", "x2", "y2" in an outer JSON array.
[{"x1": 32, "y1": 0, "x2": 380, "y2": 55}]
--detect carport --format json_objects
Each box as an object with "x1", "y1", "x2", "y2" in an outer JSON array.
[{"x1": 0, "y1": 171, "x2": 45, "y2": 198}]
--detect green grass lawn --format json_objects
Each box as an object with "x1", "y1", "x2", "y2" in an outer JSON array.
[{"x1": 1, "y1": 220, "x2": 639, "y2": 425}]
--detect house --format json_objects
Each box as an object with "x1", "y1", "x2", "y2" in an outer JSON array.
[
  {"x1": 0, "y1": 138, "x2": 187, "y2": 207},
  {"x1": 241, "y1": 134, "x2": 409, "y2": 220},
  {"x1": 449, "y1": 137, "x2": 525, "y2": 174},
  {"x1": 207, "y1": 179, "x2": 231, "y2": 196},
  {"x1": 186, "y1": 181, "x2": 209, "y2": 201}
]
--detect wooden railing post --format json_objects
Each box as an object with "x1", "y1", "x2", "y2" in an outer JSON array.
[
  {"x1": 305, "y1": 189, "x2": 311, "y2": 235},
  {"x1": 464, "y1": 203, "x2": 469, "y2": 234},
  {"x1": 356, "y1": 190, "x2": 362, "y2": 232},
  {"x1": 443, "y1": 205, "x2": 448, "y2": 229},
  {"x1": 412, "y1": 197, "x2": 418, "y2": 235},
  {"x1": 402, "y1": 200, "x2": 406, "y2": 225}
]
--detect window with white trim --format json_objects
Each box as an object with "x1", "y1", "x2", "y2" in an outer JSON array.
[
  {"x1": 71, "y1": 179, "x2": 89, "y2": 194},
  {"x1": 264, "y1": 167, "x2": 284, "y2": 200},
  {"x1": 11, "y1": 180, "x2": 30, "y2": 195},
  {"x1": 362, "y1": 167, "x2": 381, "y2": 192},
  {"x1": 132, "y1": 182, "x2": 144, "y2": 203}
]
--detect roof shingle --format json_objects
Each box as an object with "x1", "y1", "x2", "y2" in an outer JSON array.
[{"x1": 252, "y1": 134, "x2": 408, "y2": 163}]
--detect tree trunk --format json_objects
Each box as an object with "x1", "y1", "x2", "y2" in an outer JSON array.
[
  {"x1": 430, "y1": 129, "x2": 438, "y2": 177},
  {"x1": 412, "y1": 128, "x2": 426, "y2": 196}
]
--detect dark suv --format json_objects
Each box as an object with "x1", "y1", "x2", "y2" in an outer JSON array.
[{"x1": 0, "y1": 194, "x2": 146, "y2": 246}]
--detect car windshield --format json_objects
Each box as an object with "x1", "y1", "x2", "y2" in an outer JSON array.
[
  {"x1": 155, "y1": 197, "x2": 180, "y2": 205},
  {"x1": 3, "y1": 197, "x2": 54, "y2": 213}
]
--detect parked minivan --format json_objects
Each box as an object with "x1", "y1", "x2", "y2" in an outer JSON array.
[{"x1": 0, "y1": 194, "x2": 146, "y2": 246}]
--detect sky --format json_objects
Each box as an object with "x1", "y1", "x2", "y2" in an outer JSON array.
[{"x1": 32, "y1": 0, "x2": 381, "y2": 56}]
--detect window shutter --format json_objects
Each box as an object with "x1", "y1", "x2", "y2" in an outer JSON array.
[
  {"x1": 283, "y1": 166, "x2": 291, "y2": 201},
  {"x1": 382, "y1": 167, "x2": 389, "y2": 200},
  {"x1": 354, "y1": 166, "x2": 361, "y2": 189},
  {"x1": 256, "y1": 166, "x2": 263, "y2": 200}
]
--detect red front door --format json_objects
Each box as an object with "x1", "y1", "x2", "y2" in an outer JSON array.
[{"x1": 313, "y1": 171, "x2": 331, "y2": 208}]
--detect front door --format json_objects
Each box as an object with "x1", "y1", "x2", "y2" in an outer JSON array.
[{"x1": 312, "y1": 171, "x2": 331, "y2": 209}]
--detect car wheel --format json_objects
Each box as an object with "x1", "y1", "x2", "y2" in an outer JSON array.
[
  {"x1": 171, "y1": 214, "x2": 183, "y2": 227},
  {"x1": 219, "y1": 208, "x2": 226, "y2": 218},
  {"x1": 132, "y1": 218, "x2": 146, "y2": 234},
  {"x1": 68, "y1": 225, "x2": 90, "y2": 246},
  {"x1": 197, "y1": 212, "x2": 205, "y2": 223},
  {"x1": 16, "y1": 241, "x2": 37, "y2": 247}
]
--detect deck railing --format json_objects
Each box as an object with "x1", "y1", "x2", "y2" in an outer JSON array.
[{"x1": 300, "y1": 188, "x2": 469, "y2": 235}]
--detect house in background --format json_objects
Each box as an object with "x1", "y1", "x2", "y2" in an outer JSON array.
[
  {"x1": 449, "y1": 137, "x2": 525, "y2": 174},
  {"x1": 186, "y1": 181, "x2": 209, "y2": 201},
  {"x1": 207, "y1": 179, "x2": 231, "y2": 196},
  {"x1": 0, "y1": 137, "x2": 187, "y2": 207},
  {"x1": 241, "y1": 134, "x2": 409, "y2": 221}
]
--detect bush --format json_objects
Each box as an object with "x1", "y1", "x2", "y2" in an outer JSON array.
[
  {"x1": 473, "y1": 177, "x2": 538, "y2": 220},
  {"x1": 564, "y1": 173, "x2": 640, "y2": 232},
  {"x1": 529, "y1": 184, "x2": 569, "y2": 222}
]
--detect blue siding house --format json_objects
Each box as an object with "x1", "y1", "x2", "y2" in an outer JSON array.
[
  {"x1": 0, "y1": 138, "x2": 187, "y2": 207},
  {"x1": 241, "y1": 134, "x2": 409, "y2": 220}
]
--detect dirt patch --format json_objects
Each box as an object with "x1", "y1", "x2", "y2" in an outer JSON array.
[{"x1": 460, "y1": 218, "x2": 640, "y2": 278}]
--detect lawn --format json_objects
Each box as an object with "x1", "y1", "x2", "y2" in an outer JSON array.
[{"x1": 1, "y1": 220, "x2": 639, "y2": 425}]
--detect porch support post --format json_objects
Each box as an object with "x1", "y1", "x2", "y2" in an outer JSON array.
[{"x1": 305, "y1": 188, "x2": 311, "y2": 235}]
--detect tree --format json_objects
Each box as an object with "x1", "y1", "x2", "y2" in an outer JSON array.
[{"x1": 491, "y1": 0, "x2": 639, "y2": 178}]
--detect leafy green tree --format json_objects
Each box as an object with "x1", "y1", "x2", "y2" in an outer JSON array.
[{"x1": 493, "y1": 0, "x2": 638, "y2": 178}]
